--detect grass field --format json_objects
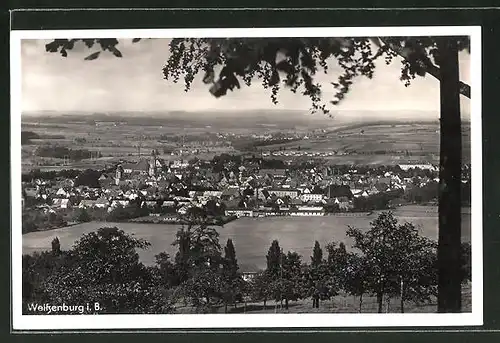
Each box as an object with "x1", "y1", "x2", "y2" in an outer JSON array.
[{"x1": 173, "y1": 282, "x2": 472, "y2": 314}]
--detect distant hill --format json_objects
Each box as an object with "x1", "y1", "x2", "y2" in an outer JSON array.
[{"x1": 22, "y1": 109, "x2": 456, "y2": 125}]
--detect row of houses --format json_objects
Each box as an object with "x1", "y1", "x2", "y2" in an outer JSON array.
[{"x1": 225, "y1": 205, "x2": 326, "y2": 218}]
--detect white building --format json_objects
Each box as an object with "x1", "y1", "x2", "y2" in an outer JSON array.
[
  {"x1": 225, "y1": 209, "x2": 254, "y2": 218},
  {"x1": 398, "y1": 164, "x2": 437, "y2": 171},
  {"x1": 203, "y1": 190, "x2": 223, "y2": 198},
  {"x1": 290, "y1": 206, "x2": 325, "y2": 216},
  {"x1": 269, "y1": 188, "x2": 299, "y2": 198},
  {"x1": 300, "y1": 193, "x2": 324, "y2": 202}
]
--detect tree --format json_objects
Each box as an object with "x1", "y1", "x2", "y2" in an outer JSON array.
[
  {"x1": 174, "y1": 266, "x2": 225, "y2": 313},
  {"x1": 435, "y1": 37, "x2": 463, "y2": 312},
  {"x1": 46, "y1": 36, "x2": 471, "y2": 312},
  {"x1": 74, "y1": 208, "x2": 92, "y2": 223},
  {"x1": 171, "y1": 208, "x2": 226, "y2": 311},
  {"x1": 265, "y1": 240, "x2": 288, "y2": 310},
  {"x1": 266, "y1": 239, "x2": 282, "y2": 277},
  {"x1": 306, "y1": 241, "x2": 335, "y2": 309},
  {"x1": 22, "y1": 250, "x2": 70, "y2": 308},
  {"x1": 106, "y1": 204, "x2": 149, "y2": 222},
  {"x1": 155, "y1": 252, "x2": 177, "y2": 287},
  {"x1": 47, "y1": 212, "x2": 67, "y2": 228},
  {"x1": 311, "y1": 240, "x2": 323, "y2": 267},
  {"x1": 73, "y1": 169, "x2": 101, "y2": 188},
  {"x1": 387, "y1": 223, "x2": 438, "y2": 313},
  {"x1": 22, "y1": 211, "x2": 67, "y2": 233},
  {"x1": 51, "y1": 237, "x2": 61, "y2": 256},
  {"x1": 278, "y1": 251, "x2": 304, "y2": 310},
  {"x1": 221, "y1": 239, "x2": 244, "y2": 312},
  {"x1": 326, "y1": 241, "x2": 349, "y2": 290},
  {"x1": 344, "y1": 252, "x2": 370, "y2": 312},
  {"x1": 35, "y1": 227, "x2": 172, "y2": 314},
  {"x1": 249, "y1": 271, "x2": 272, "y2": 310},
  {"x1": 346, "y1": 212, "x2": 438, "y2": 313}
]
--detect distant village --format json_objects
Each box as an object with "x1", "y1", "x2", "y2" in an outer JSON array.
[{"x1": 21, "y1": 150, "x2": 471, "y2": 232}]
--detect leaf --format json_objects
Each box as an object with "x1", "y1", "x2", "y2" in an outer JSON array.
[
  {"x1": 84, "y1": 51, "x2": 101, "y2": 61},
  {"x1": 132, "y1": 38, "x2": 142, "y2": 43},
  {"x1": 45, "y1": 42, "x2": 59, "y2": 53},
  {"x1": 60, "y1": 49, "x2": 68, "y2": 58},
  {"x1": 202, "y1": 70, "x2": 215, "y2": 84},
  {"x1": 110, "y1": 47, "x2": 123, "y2": 58},
  {"x1": 83, "y1": 39, "x2": 96, "y2": 48},
  {"x1": 275, "y1": 60, "x2": 292, "y2": 73}
]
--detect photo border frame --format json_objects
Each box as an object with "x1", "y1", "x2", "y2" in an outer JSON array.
[{"x1": 4, "y1": 7, "x2": 500, "y2": 338}]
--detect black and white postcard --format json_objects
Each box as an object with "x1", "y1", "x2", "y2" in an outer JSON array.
[{"x1": 10, "y1": 26, "x2": 483, "y2": 330}]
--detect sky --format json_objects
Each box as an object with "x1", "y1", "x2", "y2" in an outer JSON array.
[{"x1": 20, "y1": 38, "x2": 471, "y2": 119}]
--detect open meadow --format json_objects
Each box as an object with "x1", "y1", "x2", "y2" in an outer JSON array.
[{"x1": 172, "y1": 282, "x2": 472, "y2": 314}]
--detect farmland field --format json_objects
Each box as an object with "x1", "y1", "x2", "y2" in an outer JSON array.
[
  {"x1": 253, "y1": 122, "x2": 471, "y2": 163},
  {"x1": 21, "y1": 113, "x2": 472, "y2": 173},
  {"x1": 22, "y1": 205, "x2": 472, "y2": 272}
]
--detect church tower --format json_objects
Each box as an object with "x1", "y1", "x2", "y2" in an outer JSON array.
[
  {"x1": 115, "y1": 164, "x2": 123, "y2": 185},
  {"x1": 149, "y1": 150, "x2": 157, "y2": 177}
]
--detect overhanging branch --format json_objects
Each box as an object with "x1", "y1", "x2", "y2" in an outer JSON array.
[{"x1": 373, "y1": 38, "x2": 471, "y2": 99}]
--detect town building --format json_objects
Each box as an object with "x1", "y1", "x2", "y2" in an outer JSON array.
[{"x1": 268, "y1": 188, "x2": 299, "y2": 198}]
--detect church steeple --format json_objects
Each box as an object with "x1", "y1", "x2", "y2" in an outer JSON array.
[
  {"x1": 149, "y1": 149, "x2": 157, "y2": 177},
  {"x1": 115, "y1": 164, "x2": 123, "y2": 185}
]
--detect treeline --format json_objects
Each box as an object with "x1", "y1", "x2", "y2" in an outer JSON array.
[
  {"x1": 22, "y1": 211, "x2": 67, "y2": 234},
  {"x1": 67, "y1": 205, "x2": 149, "y2": 225},
  {"x1": 211, "y1": 154, "x2": 286, "y2": 173},
  {"x1": 23, "y1": 202, "x2": 151, "y2": 234},
  {"x1": 35, "y1": 146, "x2": 101, "y2": 161},
  {"x1": 22, "y1": 167, "x2": 117, "y2": 183},
  {"x1": 22, "y1": 131, "x2": 66, "y2": 145},
  {"x1": 22, "y1": 169, "x2": 82, "y2": 182},
  {"x1": 402, "y1": 181, "x2": 470, "y2": 207},
  {"x1": 22, "y1": 212, "x2": 472, "y2": 314},
  {"x1": 351, "y1": 189, "x2": 405, "y2": 212},
  {"x1": 22, "y1": 198, "x2": 227, "y2": 234},
  {"x1": 73, "y1": 169, "x2": 102, "y2": 188},
  {"x1": 71, "y1": 199, "x2": 227, "y2": 225},
  {"x1": 404, "y1": 181, "x2": 439, "y2": 204},
  {"x1": 21, "y1": 131, "x2": 40, "y2": 144}
]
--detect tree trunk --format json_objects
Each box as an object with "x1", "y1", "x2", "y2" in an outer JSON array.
[
  {"x1": 400, "y1": 278, "x2": 404, "y2": 313},
  {"x1": 263, "y1": 299, "x2": 266, "y2": 310},
  {"x1": 377, "y1": 292, "x2": 383, "y2": 313},
  {"x1": 224, "y1": 302, "x2": 228, "y2": 313},
  {"x1": 436, "y1": 37, "x2": 462, "y2": 313},
  {"x1": 313, "y1": 295, "x2": 319, "y2": 308},
  {"x1": 359, "y1": 293, "x2": 363, "y2": 313},
  {"x1": 285, "y1": 298, "x2": 289, "y2": 310}
]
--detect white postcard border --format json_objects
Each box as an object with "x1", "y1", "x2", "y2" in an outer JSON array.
[{"x1": 10, "y1": 25, "x2": 483, "y2": 330}]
